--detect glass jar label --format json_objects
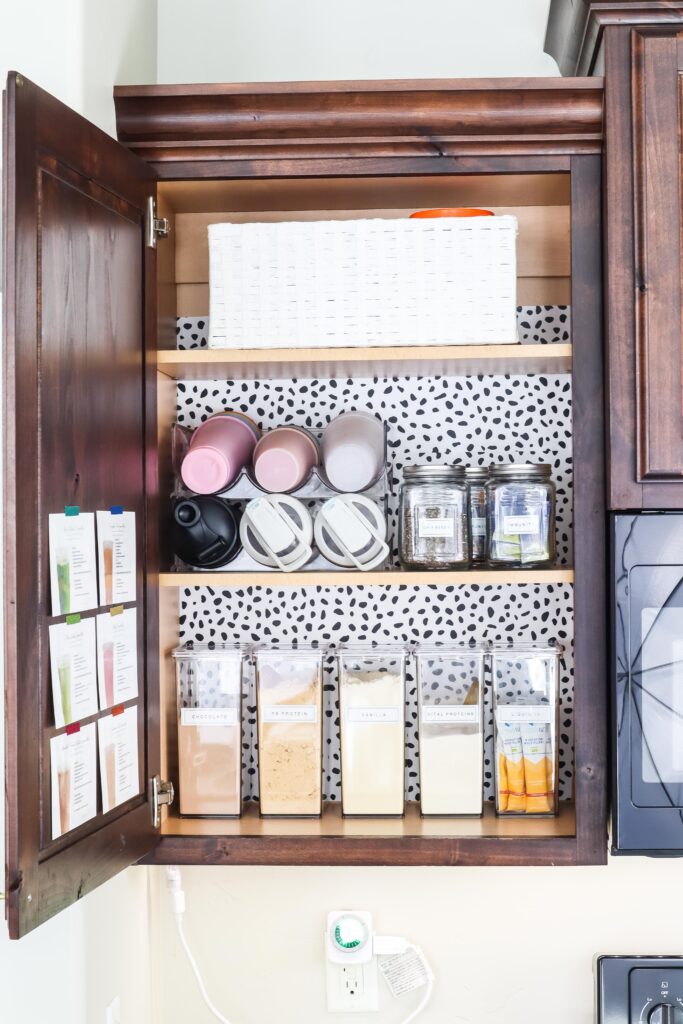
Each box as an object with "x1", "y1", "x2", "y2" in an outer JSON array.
[
  {"x1": 347, "y1": 707, "x2": 401, "y2": 724},
  {"x1": 421, "y1": 705, "x2": 479, "y2": 725},
  {"x1": 418, "y1": 517, "x2": 454, "y2": 539},
  {"x1": 180, "y1": 707, "x2": 239, "y2": 727},
  {"x1": 261, "y1": 704, "x2": 318, "y2": 724},
  {"x1": 495, "y1": 705, "x2": 553, "y2": 726},
  {"x1": 471, "y1": 517, "x2": 487, "y2": 537},
  {"x1": 502, "y1": 514, "x2": 539, "y2": 534}
]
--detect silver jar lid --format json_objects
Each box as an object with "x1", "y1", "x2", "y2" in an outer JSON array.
[
  {"x1": 488, "y1": 462, "x2": 552, "y2": 481},
  {"x1": 465, "y1": 466, "x2": 489, "y2": 482},
  {"x1": 403, "y1": 465, "x2": 466, "y2": 482}
]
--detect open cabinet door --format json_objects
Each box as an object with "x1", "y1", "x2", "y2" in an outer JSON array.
[{"x1": 3, "y1": 73, "x2": 161, "y2": 937}]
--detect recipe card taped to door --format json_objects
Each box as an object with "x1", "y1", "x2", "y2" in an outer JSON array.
[
  {"x1": 96, "y1": 607, "x2": 138, "y2": 710},
  {"x1": 96, "y1": 510, "x2": 136, "y2": 606},
  {"x1": 98, "y1": 705, "x2": 141, "y2": 812},
  {"x1": 50, "y1": 724, "x2": 97, "y2": 840},
  {"x1": 48, "y1": 616, "x2": 99, "y2": 728},
  {"x1": 48, "y1": 511, "x2": 98, "y2": 616}
]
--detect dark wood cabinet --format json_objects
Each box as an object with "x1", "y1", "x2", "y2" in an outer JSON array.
[
  {"x1": 4, "y1": 72, "x2": 609, "y2": 938},
  {"x1": 3, "y1": 73, "x2": 161, "y2": 939},
  {"x1": 547, "y1": 2, "x2": 683, "y2": 509}
]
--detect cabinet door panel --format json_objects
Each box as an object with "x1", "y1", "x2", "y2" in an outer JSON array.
[
  {"x1": 605, "y1": 25, "x2": 683, "y2": 508},
  {"x1": 3, "y1": 73, "x2": 160, "y2": 937},
  {"x1": 633, "y1": 30, "x2": 683, "y2": 483}
]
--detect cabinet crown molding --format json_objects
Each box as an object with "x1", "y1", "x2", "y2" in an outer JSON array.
[
  {"x1": 114, "y1": 78, "x2": 604, "y2": 174},
  {"x1": 546, "y1": 1, "x2": 683, "y2": 76}
]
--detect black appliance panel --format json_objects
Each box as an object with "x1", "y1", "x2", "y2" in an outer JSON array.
[{"x1": 613, "y1": 514, "x2": 683, "y2": 853}]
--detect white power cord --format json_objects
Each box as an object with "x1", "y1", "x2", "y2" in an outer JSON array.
[
  {"x1": 167, "y1": 875, "x2": 434, "y2": 1024},
  {"x1": 397, "y1": 962, "x2": 434, "y2": 1024},
  {"x1": 166, "y1": 866, "x2": 236, "y2": 1024}
]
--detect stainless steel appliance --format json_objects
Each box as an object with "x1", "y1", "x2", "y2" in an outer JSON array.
[{"x1": 612, "y1": 514, "x2": 683, "y2": 853}]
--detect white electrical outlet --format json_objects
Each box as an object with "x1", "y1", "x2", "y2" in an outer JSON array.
[
  {"x1": 105, "y1": 995, "x2": 121, "y2": 1024},
  {"x1": 326, "y1": 958, "x2": 379, "y2": 1012}
]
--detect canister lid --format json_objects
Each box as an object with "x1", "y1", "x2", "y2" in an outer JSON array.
[
  {"x1": 464, "y1": 466, "x2": 489, "y2": 482},
  {"x1": 488, "y1": 462, "x2": 552, "y2": 481},
  {"x1": 403, "y1": 465, "x2": 466, "y2": 482}
]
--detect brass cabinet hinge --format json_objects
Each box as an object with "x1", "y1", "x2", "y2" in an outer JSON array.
[
  {"x1": 146, "y1": 196, "x2": 170, "y2": 249},
  {"x1": 150, "y1": 775, "x2": 174, "y2": 829}
]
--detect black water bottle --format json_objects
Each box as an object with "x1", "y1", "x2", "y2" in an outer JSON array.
[{"x1": 171, "y1": 497, "x2": 241, "y2": 568}]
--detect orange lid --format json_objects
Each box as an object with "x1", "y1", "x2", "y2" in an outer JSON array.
[{"x1": 410, "y1": 208, "x2": 495, "y2": 218}]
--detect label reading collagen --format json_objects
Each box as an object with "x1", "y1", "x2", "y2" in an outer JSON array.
[
  {"x1": 495, "y1": 705, "x2": 553, "y2": 726},
  {"x1": 502, "y1": 514, "x2": 539, "y2": 535}
]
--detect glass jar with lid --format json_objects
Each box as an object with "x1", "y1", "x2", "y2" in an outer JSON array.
[
  {"x1": 465, "y1": 466, "x2": 489, "y2": 564},
  {"x1": 487, "y1": 463, "x2": 556, "y2": 567},
  {"x1": 399, "y1": 465, "x2": 470, "y2": 570}
]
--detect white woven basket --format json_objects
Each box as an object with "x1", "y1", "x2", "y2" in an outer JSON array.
[{"x1": 208, "y1": 215, "x2": 518, "y2": 350}]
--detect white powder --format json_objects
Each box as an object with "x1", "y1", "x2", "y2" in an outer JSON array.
[
  {"x1": 340, "y1": 671, "x2": 405, "y2": 815},
  {"x1": 419, "y1": 729, "x2": 483, "y2": 816}
]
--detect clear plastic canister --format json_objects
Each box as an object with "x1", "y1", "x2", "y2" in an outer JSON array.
[
  {"x1": 173, "y1": 643, "x2": 245, "y2": 817},
  {"x1": 338, "y1": 647, "x2": 406, "y2": 816},
  {"x1": 417, "y1": 643, "x2": 486, "y2": 816},
  {"x1": 492, "y1": 642, "x2": 562, "y2": 816},
  {"x1": 255, "y1": 645, "x2": 323, "y2": 817}
]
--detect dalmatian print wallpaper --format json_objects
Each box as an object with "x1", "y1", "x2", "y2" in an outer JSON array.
[{"x1": 174, "y1": 306, "x2": 574, "y2": 803}]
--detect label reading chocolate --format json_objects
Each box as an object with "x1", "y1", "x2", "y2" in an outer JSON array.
[{"x1": 181, "y1": 707, "x2": 239, "y2": 727}]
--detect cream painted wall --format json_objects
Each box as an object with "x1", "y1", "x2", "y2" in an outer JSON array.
[
  {"x1": 151, "y1": 860, "x2": 683, "y2": 1024},
  {"x1": 156, "y1": 0, "x2": 558, "y2": 82},
  {"x1": 1, "y1": 4, "x2": 156, "y2": 1023}
]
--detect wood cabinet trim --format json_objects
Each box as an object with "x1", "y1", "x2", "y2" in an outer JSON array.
[
  {"x1": 546, "y1": 1, "x2": 683, "y2": 76},
  {"x1": 114, "y1": 79, "x2": 604, "y2": 171}
]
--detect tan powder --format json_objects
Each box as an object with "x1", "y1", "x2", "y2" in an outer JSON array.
[
  {"x1": 258, "y1": 668, "x2": 322, "y2": 816},
  {"x1": 179, "y1": 724, "x2": 241, "y2": 817}
]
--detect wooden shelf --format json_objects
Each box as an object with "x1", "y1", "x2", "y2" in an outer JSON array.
[
  {"x1": 156, "y1": 343, "x2": 572, "y2": 381},
  {"x1": 144, "y1": 802, "x2": 578, "y2": 867},
  {"x1": 160, "y1": 568, "x2": 574, "y2": 587},
  {"x1": 162, "y1": 800, "x2": 576, "y2": 839}
]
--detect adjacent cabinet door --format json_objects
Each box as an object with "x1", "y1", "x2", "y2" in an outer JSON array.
[
  {"x1": 604, "y1": 23, "x2": 683, "y2": 508},
  {"x1": 3, "y1": 73, "x2": 160, "y2": 938}
]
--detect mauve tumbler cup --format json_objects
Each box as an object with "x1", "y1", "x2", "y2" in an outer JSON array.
[
  {"x1": 321, "y1": 412, "x2": 385, "y2": 492},
  {"x1": 252, "y1": 426, "x2": 319, "y2": 492},
  {"x1": 181, "y1": 413, "x2": 260, "y2": 494}
]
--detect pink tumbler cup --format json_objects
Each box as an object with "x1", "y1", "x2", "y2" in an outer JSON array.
[
  {"x1": 181, "y1": 413, "x2": 260, "y2": 494},
  {"x1": 252, "y1": 426, "x2": 319, "y2": 492}
]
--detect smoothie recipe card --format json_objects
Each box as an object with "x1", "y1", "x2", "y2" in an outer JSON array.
[
  {"x1": 48, "y1": 617, "x2": 99, "y2": 728},
  {"x1": 50, "y1": 724, "x2": 97, "y2": 840},
  {"x1": 96, "y1": 510, "x2": 136, "y2": 606},
  {"x1": 48, "y1": 511, "x2": 98, "y2": 616},
  {"x1": 98, "y1": 705, "x2": 141, "y2": 813},
  {"x1": 96, "y1": 607, "x2": 139, "y2": 710}
]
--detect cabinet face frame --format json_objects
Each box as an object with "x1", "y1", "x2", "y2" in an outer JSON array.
[{"x1": 120, "y1": 74, "x2": 606, "y2": 864}]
